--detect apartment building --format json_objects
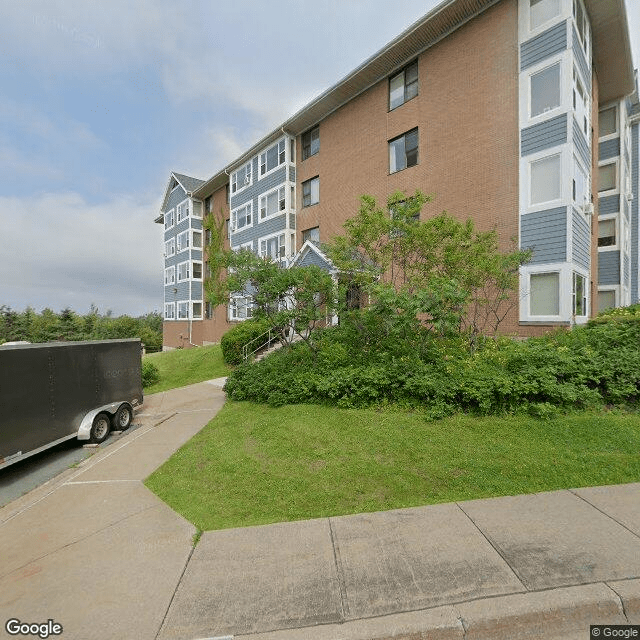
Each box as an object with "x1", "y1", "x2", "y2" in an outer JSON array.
[{"x1": 156, "y1": 0, "x2": 638, "y2": 349}]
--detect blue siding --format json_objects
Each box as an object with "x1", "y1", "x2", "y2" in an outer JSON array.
[
  {"x1": 632, "y1": 123, "x2": 639, "y2": 303},
  {"x1": 298, "y1": 249, "x2": 333, "y2": 271},
  {"x1": 289, "y1": 166, "x2": 296, "y2": 182},
  {"x1": 571, "y1": 208, "x2": 590, "y2": 270},
  {"x1": 573, "y1": 118, "x2": 590, "y2": 169},
  {"x1": 230, "y1": 163, "x2": 288, "y2": 209},
  {"x1": 167, "y1": 281, "x2": 190, "y2": 300},
  {"x1": 289, "y1": 212, "x2": 296, "y2": 229},
  {"x1": 624, "y1": 195, "x2": 630, "y2": 222},
  {"x1": 599, "y1": 138, "x2": 620, "y2": 161},
  {"x1": 521, "y1": 114, "x2": 567, "y2": 157},
  {"x1": 624, "y1": 253, "x2": 630, "y2": 287},
  {"x1": 232, "y1": 213, "x2": 287, "y2": 248},
  {"x1": 598, "y1": 251, "x2": 620, "y2": 285},
  {"x1": 191, "y1": 281, "x2": 203, "y2": 300},
  {"x1": 571, "y1": 25, "x2": 591, "y2": 91},
  {"x1": 520, "y1": 21, "x2": 567, "y2": 71},
  {"x1": 599, "y1": 195, "x2": 620, "y2": 216},
  {"x1": 164, "y1": 185, "x2": 188, "y2": 213},
  {"x1": 521, "y1": 207, "x2": 567, "y2": 263}
]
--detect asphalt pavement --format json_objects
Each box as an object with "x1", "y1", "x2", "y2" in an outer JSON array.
[{"x1": 0, "y1": 378, "x2": 638, "y2": 640}]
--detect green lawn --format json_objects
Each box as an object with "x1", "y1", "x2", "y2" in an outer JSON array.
[
  {"x1": 145, "y1": 401, "x2": 640, "y2": 531},
  {"x1": 143, "y1": 344, "x2": 230, "y2": 394}
]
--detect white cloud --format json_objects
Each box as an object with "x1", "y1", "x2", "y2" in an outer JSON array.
[{"x1": 0, "y1": 191, "x2": 163, "y2": 315}]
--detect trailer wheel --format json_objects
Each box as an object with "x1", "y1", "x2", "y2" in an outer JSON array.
[
  {"x1": 90, "y1": 412, "x2": 111, "y2": 444},
  {"x1": 112, "y1": 404, "x2": 133, "y2": 431}
]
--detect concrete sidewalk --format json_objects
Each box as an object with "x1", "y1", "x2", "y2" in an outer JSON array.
[{"x1": 1, "y1": 379, "x2": 639, "y2": 640}]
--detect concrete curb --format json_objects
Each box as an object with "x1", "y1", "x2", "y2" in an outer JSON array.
[{"x1": 233, "y1": 582, "x2": 635, "y2": 640}]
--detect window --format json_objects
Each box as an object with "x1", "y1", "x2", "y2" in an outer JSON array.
[
  {"x1": 598, "y1": 290, "x2": 616, "y2": 310},
  {"x1": 598, "y1": 163, "x2": 617, "y2": 192},
  {"x1": 573, "y1": 0, "x2": 589, "y2": 54},
  {"x1": 260, "y1": 139, "x2": 286, "y2": 177},
  {"x1": 389, "y1": 128, "x2": 418, "y2": 174},
  {"x1": 573, "y1": 272, "x2": 586, "y2": 316},
  {"x1": 177, "y1": 261, "x2": 190, "y2": 282},
  {"x1": 260, "y1": 186, "x2": 286, "y2": 220},
  {"x1": 192, "y1": 302, "x2": 202, "y2": 319},
  {"x1": 260, "y1": 234, "x2": 286, "y2": 261},
  {"x1": 204, "y1": 228, "x2": 212, "y2": 246},
  {"x1": 205, "y1": 301, "x2": 213, "y2": 319},
  {"x1": 177, "y1": 301, "x2": 189, "y2": 320},
  {"x1": 204, "y1": 196, "x2": 212, "y2": 214},
  {"x1": 164, "y1": 238, "x2": 175, "y2": 258},
  {"x1": 302, "y1": 127, "x2": 320, "y2": 160},
  {"x1": 164, "y1": 209, "x2": 175, "y2": 230},
  {"x1": 192, "y1": 262, "x2": 203, "y2": 279},
  {"x1": 302, "y1": 177, "x2": 319, "y2": 207},
  {"x1": 572, "y1": 158, "x2": 589, "y2": 208},
  {"x1": 231, "y1": 202, "x2": 252, "y2": 231},
  {"x1": 389, "y1": 61, "x2": 418, "y2": 110},
  {"x1": 598, "y1": 219, "x2": 616, "y2": 247},
  {"x1": 192, "y1": 230, "x2": 203, "y2": 249},
  {"x1": 229, "y1": 296, "x2": 253, "y2": 320},
  {"x1": 164, "y1": 303, "x2": 175, "y2": 320},
  {"x1": 531, "y1": 63, "x2": 560, "y2": 118},
  {"x1": 530, "y1": 0, "x2": 560, "y2": 30},
  {"x1": 530, "y1": 272, "x2": 560, "y2": 316},
  {"x1": 176, "y1": 200, "x2": 189, "y2": 223},
  {"x1": 530, "y1": 154, "x2": 561, "y2": 205},
  {"x1": 573, "y1": 69, "x2": 589, "y2": 137},
  {"x1": 231, "y1": 161, "x2": 252, "y2": 193},
  {"x1": 176, "y1": 230, "x2": 190, "y2": 252},
  {"x1": 164, "y1": 266, "x2": 175, "y2": 286},
  {"x1": 302, "y1": 227, "x2": 320, "y2": 244},
  {"x1": 599, "y1": 107, "x2": 617, "y2": 137}
]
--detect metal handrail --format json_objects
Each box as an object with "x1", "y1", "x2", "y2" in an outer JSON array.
[{"x1": 241, "y1": 328, "x2": 279, "y2": 362}]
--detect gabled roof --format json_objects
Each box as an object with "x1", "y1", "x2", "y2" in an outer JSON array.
[
  {"x1": 156, "y1": 172, "x2": 205, "y2": 222},
  {"x1": 290, "y1": 241, "x2": 337, "y2": 273}
]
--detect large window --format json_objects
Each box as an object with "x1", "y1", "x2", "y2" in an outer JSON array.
[
  {"x1": 573, "y1": 0, "x2": 589, "y2": 55},
  {"x1": 192, "y1": 262, "x2": 203, "y2": 280},
  {"x1": 530, "y1": 63, "x2": 561, "y2": 118},
  {"x1": 164, "y1": 266, "x2": 175, "y2": 286},
  {"x1": 530, "y1": 272, "x2": 560, "y2": 316},
  {"x1": 260, "y1": 186, "x2": 286, "y2": 220},
  {"x1": 302, "y1": 177, "x2": 319, "y2": 207},
  {"x1": 598, "y1": 218, "x2": 616, "y2": 247},
  {"x1": 229, "y1": 296, "x2": 253, "y2": 321},
  {"x1": 177, "y1": 301, "x2": 189, "y2": 320},
  {"x1": 598, "y1": 290, "x2": 616, "y2": 311},
  {"x1": 177, "y1": 261, "x2": 190, "y2": 282},
  {"x1": 260, "y1": 234, "x2": 285, "y2": 261},
  {"x1": 176, "y1": 230, "x2": 190, "y2": 252},
  {"x1": 599, "y1": 107, "x2": 617, "y2": 138},
  {"x1": 192, "y1": 230, "x2": 202, "y2": 249},
  {"x1": 598, "y1": 163, "x2": 617, "y2": 192},
  {"x1": 389, "y1": 60, "x2": 418, "y2": 111},
  {"x1": 530, "y1": 154, "x2": 561, "y2": 205},
  {"x1": 573, "y1": 69, "x2": 589, "y2": 137},
  {"x1": 176, "y1": 200, "x2": 189, "y2": 223},
  {"x1": 164, "y1": 209, "x2": 175, "y2": 230},
  {"x1": 231, "y1": 161, "x2": 252, "y2": 193},
  {"x1": 231, "y1": 203, "x2": 252, "y2": 231},
  {"x1": 572, "y1": 158, "x2": 589, "y2": 208},
  {"x1": 530, "y1": 0, "x2": 560, "y2": 30},
  {"x1": 302, "y1": 127, "x2": 319, "y2": 160},
  {"x1": 164, "y1": 303, "x2": 175, "y2": 320},
  {"x1": 260, "y1": 139, "x2": 286, "y2": 177},
  {"x1": 164, "y1": 238, "x2": 175, "y2": 258},
  {"x1": 389, "y1": 128, "x2": 418, "y2": 174}
]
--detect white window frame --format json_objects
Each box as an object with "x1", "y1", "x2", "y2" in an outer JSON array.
[
  {"x1": 597, "y1": 287, "x2": 617, "y2": 311},
  {"x1": 598, "y1": 104, "x2": 619, "y2": 142},
  {"x1": 389, "y1": 128, "x2": 419, "y2": 174},
  {"x1": 191, "y1": 229, "x2": 203, "y2": 249},
  {"x1": 177, "y1": 261, "x2": 190, "y2": 283},
  {"x1": 176, "y1": 230, "x2": 190, "y2": 253},
  {"x1": 529, "y1": 0, "x2": 562, "y2": 33},
  {"x1": 176, "y1": 199, "x2": 190, "y2": 223},
  {"x1": 164, "y1": 302, "x2": 175, "y2": 320},
  {"x1": 528, "y1": 152, "x2": 563, "y2": 208},
  {"x1": 191, "y1": 200, "x2": 203, "y2": 219},
  {"x1": 259, "y1": 138, "x2": 286, "y2": 180},
  {"x1": 164, "y1": 266, "x2": 175, "y2": 286},
  {"x1": 259, "y1": 232, "x2": 286, "y2": 261},
  {"x1": 573, "y1": 0, "x2": 590, "y2": 59},
  {"x1": 164, "y1": 208, "x2": 175, "y2": 230},
  {"x1": 192, "y1": 261, "x2": 203, "y2": 281},
  {"x1": 528, "y1": 61, "x2": 563, "y2": 121},
  {"x1": 572, "y1": 155, "x2": 590, "y2": 212},
  {"x1": 259, "y1": 185, "x2": 286, "y2": 222},
  {"x1": 598, "y1": 159, "x2": 619, "y2": 195},
  {"x1": 231, "y1": 161, "x2": 253, "y2": 195},
  {"x1": 228, "y1": 296, "x2": 254, "y2": 321},
  {"x1": 177, "y1": 301, "x2": 189, "y2": 320},
  {"x1": 231, "y1": 202, "x2": 253, "y2": 233},
  {"x1": 597, "y1": 215, "x2": 617, "y2": 250},
  {"x1": 164, "y1": 238, "x2": 175, "y2": 258},
  {"x1": 572, "y1": 67, "x2": 590, "y2": 139},
  {"x1": 231, "y1": 241, "x2": 254, "y2": 254},
  {"x1": 191, "y1": 301, "x2": 203, "y2": 320},
  {"x1": 572, "y1": 270, "x2": 587, "y2": 317}
]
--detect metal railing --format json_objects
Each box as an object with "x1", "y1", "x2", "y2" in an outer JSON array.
[{"x1": 241, "y1": 328, "x2": 279, "y2": 362}]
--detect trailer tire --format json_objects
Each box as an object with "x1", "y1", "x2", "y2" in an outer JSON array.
[
  {"x1": 112, "y1": 404, "x2": 133, "y2": 431},
  {"x1": 90, "y1": 412, "x2": 111, "y2": 444}
]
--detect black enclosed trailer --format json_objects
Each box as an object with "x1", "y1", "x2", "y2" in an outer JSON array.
[{"x1": 0, "y1": 339, "x2": 143, "y2": 470}]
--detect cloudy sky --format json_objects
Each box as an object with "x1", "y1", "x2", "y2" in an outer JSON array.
[{"x1": 1, "y1": 1, "x2": 639, "y2": 317}]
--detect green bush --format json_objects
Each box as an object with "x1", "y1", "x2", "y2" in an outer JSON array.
[
  {"x1": 220, "y1": 319, "x2": 272, "y2": 365},
  {"x1": 141, "y1": 360, "x2": 160, "y2": 388}
]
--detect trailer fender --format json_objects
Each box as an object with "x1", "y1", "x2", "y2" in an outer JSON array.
[{"x1": 77, "y1": 402, "x2": 127, "y2": 441}]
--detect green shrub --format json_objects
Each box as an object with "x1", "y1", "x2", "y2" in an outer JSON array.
[
  {"x1": 141, "y1": 360, "x2": 160, "y2": 388},
  {"x1": 220, "y1": 319, "x2": 272, "y2": 365}
]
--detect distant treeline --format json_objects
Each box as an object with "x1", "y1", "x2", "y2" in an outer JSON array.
[{"x1": 0, "y1": 306, "x2": 163, "y2": 351}]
